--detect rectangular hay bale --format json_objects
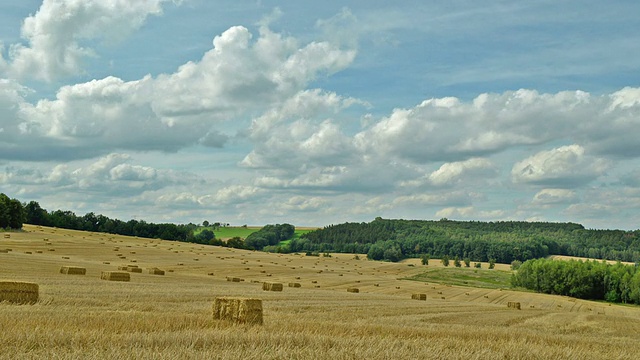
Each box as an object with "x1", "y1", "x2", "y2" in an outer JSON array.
[
  {"x1": 507, "y1": 301, "x2": 521, "y2": 310},
  {"x1": 59, "y1": 266, "x2": 87, "y2": 275},
  {"x1": 126, "y1": 266, "x2": 142, "y2": 273},
  {"x1": 100, "y1": 271, "x2": 131, "y2": 282},
  {"x1": 212, "y1": 297, "x2": 263, "y2": 325},
  {"x1": 262, "y1": 282, "x2": 283, "y2": 291},
  {"x1": 288, "y1": 283, "x2": 301, "y2": 288},
  {"x1": 411, "y1": 293, "x2": 427, "y2": 300},
  {"x1": 148, "y1": 268, "x2": 165, "y2": 275},
  {"x1": 0, "y1": 281, "x2": 39, "y2": 304},
  {"x1": 347, "y1": 287, "x2": 360, "y2": 293}
]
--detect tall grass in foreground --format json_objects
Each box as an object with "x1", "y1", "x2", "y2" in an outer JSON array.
[{"x1": 2, "y1": 278, "x2": 640, "y2": 359}]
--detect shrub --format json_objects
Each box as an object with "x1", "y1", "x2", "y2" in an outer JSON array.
[
  {"x1": 463, "y1": 258, "x2": 471, "y2": 267},
  {"x1": 511, "y1": 260, "x2": 522, "y2": 270},
  {"x1": 454, "y1": 256, "x2": 461, "y2": 267},
  {"x1": 489, "y1": 259, "x2": 496, "y2": 269},
  {"x1": 442, "y1": 255, "x2": 450, "y2": 267}
]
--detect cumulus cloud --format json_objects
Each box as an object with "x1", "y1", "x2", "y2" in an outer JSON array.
[
  {"x1": 0, "y1": 26, "x2": 356, "y2": 161},
  {"x1": 6, "y1": 0, "x2": 177, "y2": 82},
  {"x1": 392, "y1": 191, "x2": 481, "y2": 207},
  {"x1": 532, "y1": 189, "x2": 578, "y2": 205},
  {"x1": 0, "y1": 153, "x2": 182, "y2": 197},
  {"x1": 511, "y1": 145, "x2": 610, "y2": 187},
  {"x1": 354, "y1": 90, "x2": 592, "y2": 163},
  {"x1": 427, "y1": 158, "x2": 496, "y2": 186},
  {"x1": 283, "y1": 196, "x2": 328, "y2": 212},
  {"x1": 435, "y1": 206, "x2": 505, "y2": 220}
]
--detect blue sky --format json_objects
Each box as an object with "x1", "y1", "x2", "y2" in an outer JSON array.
[{"x1": 1, "y1": 1, "x2": 640, "y2": 229}]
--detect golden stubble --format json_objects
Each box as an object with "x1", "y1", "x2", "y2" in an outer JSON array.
[{"x1": 0, "y1": 225, "x2": 639, "y2": 359}]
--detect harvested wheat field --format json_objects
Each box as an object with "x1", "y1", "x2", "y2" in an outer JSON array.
[{"x1": 1, "y1": 225, "x2": 640, "y2": 359}]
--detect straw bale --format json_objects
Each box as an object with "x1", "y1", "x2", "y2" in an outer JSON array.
[
  {"x1": 262, "y1": 282, "x2": 283, "y2": 291},
  {"x1": 0, "y1": 249, "x2": 8, "y2": 253},
  {"x1": 100, "y1": 271, "x2": 131, "y2": 282},
  {"x1": 347, "y1": 288, "x2": 359, "y2": 293},
  {"x1": 288, "y1": 283, "x2": 301, "y2": 288},
  {"x1": 212, "y1": 297, "x2": 263, "y2": 325},
  {"x1": 507, "y1": 302, "x2": 521, "y2": 310},
  {"x1": 60, "y1": 266, "x2": 87, "y2": 275},
  {"x1": 411, "y1": 293, "x2": 427, "y2": 300},
  {"x1": 126, "y1": 266, "x2": 142, "y2": 273},
  {"x1": 3, "y1": 234, "x2": 9, "y2": 238},
  {"x1": 0, "y1": 281, "x2": 39, "y2": 304},
  {"x1": 226, "y1": 277, "x2": 241, "y2": 282},
  {"x1": 148, "y1": 268, "x2": 165, "y2": 275},
  {"x1": 62, "y1": 256, "x2": 70, "y2": 259}
]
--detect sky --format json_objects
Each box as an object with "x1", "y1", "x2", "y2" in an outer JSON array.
[{"x1": 1, "y1": 1, "x2": 640, "y2": 230}]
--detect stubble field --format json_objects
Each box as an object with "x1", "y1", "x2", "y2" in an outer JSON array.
[{"x1": 1, "y1": 225, "x2": 640, "y2": 359}]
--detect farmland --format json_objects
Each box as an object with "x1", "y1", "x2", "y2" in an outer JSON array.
[
  {"x1": 195, "y1": 226, "x2": 315, "y2": 241},
  {"x1": 1, "y1": 225, "x2": 640, "y2": 359}
]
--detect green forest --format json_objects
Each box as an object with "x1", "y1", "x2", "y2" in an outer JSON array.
[
  {"x1": 512, "y1": 258, "x2": 640, "y2": 304},
  {"x1": 290, "y1": 217, "x2": 640, "y2": 263}
]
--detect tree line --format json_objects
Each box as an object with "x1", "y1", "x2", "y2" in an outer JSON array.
[
  {"x1": 0, "y1": 193, "x2": 25, "y2": 230},
  {"x1": 512, "y1": 258, "x2": 640, "y2": 304},
  {"x1": 292, "y1": 217, "x2": 640, "y2": 263},
  {"x1": 244, "y1": 224, "x2": 295, "y2": 250}
]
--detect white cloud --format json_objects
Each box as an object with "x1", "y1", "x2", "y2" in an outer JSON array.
[
  {"x1": 392, "y1": 191, "x2": 481, "y2": 207},
  {"x1": 353, "y1": 90, "x2": 594, "y2": 163},
  {"x1": 532, "y1": 189, "x2": 578, "y2": 205},
  {"x1": 283, "y1": 196, "x2": 328, "y2": 212},
  {"x1": 0, "y1": 153, "x2": 182, "y2": 198},
  {"x1": 427, "y1": 158, "x2": 496, "y2": 186},
  {"x1": 6, "y1": 0, "x2": 176, "y2": 81},
  {"x1": 1, "y1": 26, "x2": 357, "y2": 161},
  {"x1": 435, "y1": 206, "x2": 505, "y2": 220},
  {"x1": 210, "y1": 185, "x2": 264, "y2": 206},
  {"x1": 511, "y1": 145, "x2": 610, "y2": 187}
]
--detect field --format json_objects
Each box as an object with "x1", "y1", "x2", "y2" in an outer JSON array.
[
  {"x1": 197, "y1": 226, "x2": 315, "y2": 241},
  {"x1": 1, "y1": 225, "x2": 640, "y2": 359}
]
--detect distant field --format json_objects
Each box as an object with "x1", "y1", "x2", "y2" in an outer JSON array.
[
  {"x1": 405, "y1": 267, "x2": 513, "y2": 289},
  {"x1": 196, "y1": 226, "x2": 317, "y2": 241},
  {"x1": 550, "y1": 255, "x2": 636, "y2": 266},
  {"x1": 209, "y1": 226, "x2": 261, "y2": 239}
]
